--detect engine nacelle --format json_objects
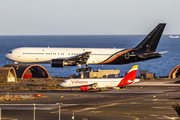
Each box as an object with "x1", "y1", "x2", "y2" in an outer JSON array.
[
  {"x1": 80, "y1": 86, "x2": 94, "y2": 91},
  {"x1": 80, "y1": 86, "x2": 89, "y2": 91},
  {"x1": 51, "y1": 59, "x2": 76, "y2": 67}
]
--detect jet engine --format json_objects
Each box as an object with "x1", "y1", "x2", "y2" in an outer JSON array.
[
  {"x1": 51, "y1": 59, "x2": 76, "y2": 67},
  {"x1": 80, "y1": 86, "x2": 89, "y2": 91},
  {"x1": 80, "y1": 86, "x2": 94, "y2": 91}
]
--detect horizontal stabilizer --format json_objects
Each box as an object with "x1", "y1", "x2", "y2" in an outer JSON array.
[
  {"x1": 138, "y1": 52, "x2": 161, "y2": 59},
  {"x1": 158, "y1": 51, "x2": 169, "y2": 54}
]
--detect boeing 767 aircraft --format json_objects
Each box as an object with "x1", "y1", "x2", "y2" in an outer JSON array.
[{"x1": 5, "y1": 23, "x2": 166, "y2": 72}]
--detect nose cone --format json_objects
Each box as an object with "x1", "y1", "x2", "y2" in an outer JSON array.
[
  {"x1": 5, "y1": 53, "x2": 11, "y2": 60},
  {"x1": 60, "y1": 83, "x2": 64, "y2": 87}
]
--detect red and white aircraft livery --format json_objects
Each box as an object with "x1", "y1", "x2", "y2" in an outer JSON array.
[{"x1": 60, "y1": 65, "x2": 139, "y2": 91}]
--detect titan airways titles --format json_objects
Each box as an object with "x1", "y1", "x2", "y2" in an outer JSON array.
[
  {"x1": 5, "y1": 23, "x2": 166, "y2": 72},
  {"x1": 61, "y1": 65, "x2": 139, "y2": 91}
]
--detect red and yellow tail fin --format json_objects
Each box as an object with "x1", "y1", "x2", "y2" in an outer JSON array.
[{"x1": 117, "y1": 65, "x2": 138, "y2": 87}]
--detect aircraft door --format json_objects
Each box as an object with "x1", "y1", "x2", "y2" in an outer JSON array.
[
  {"x1": 17, "y1": 51, "x2": 21, "y2": 57},
  {"x1": 125, "y1": 52, "x2": 129, "y2": 59}
]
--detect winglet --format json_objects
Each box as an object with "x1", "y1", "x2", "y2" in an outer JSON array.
[{"x1": 117, "y1": 65, "x2": 138, "y2": 87}]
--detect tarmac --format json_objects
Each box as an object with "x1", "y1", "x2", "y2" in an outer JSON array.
[{"x1": 0, "y1": 78, "x2": 180, "y2": 120}]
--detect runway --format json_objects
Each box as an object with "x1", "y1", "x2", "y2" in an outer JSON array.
[{"x1": 1, "y1": 79, "x2": 180, "y2": 120}]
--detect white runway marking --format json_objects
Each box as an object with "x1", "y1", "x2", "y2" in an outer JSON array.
[
  {"x1": 144, "y1": 99, "x2": 168, "y2": 101},
  {"x1": 151, "y1": 106, "x2": 173, "y2": 109},
  {"x1": 99, "y1": 89, "x2": 175, "y2": 93},
  {"x1": 157, "y1": 115, "x2": 179, "y2": 120},
  {"x1": 76, "y1": 103, "x2": 120, "y2": 112},
  {"x1": 128, "y1": 81, "x2": 180, "y2": 87}
]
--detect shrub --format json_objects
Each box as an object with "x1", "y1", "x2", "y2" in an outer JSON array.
[{"x1": 171, "y1": 102, "x2": 180, "y2": 117}]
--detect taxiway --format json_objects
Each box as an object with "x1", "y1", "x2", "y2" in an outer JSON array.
[{"x1": 0, "y1": 79, "x2": 180, "y2": 120}]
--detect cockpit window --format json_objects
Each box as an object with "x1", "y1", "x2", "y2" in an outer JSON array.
[{"x1": 9, "y1": 51, "x2": 12, "y2": 54}]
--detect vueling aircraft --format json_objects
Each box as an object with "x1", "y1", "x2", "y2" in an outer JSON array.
[{"x1": 61, "y1": 65, "x2": 139, "y2": 91}]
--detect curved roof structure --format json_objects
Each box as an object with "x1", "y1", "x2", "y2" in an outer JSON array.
[
  {"x1": 169, "y1": 65, "x2": 180, "y2": 78},
  {"x1": 4, "y1": 64, "x2": 50, "y2": 78},
  {"x1": 0, "y1": 67, "x2": 17, "y2": 82}
]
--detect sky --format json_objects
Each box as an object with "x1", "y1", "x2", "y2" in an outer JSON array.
[{"x1": 0, "y1": 0, "x2": 179, "y2": 35}]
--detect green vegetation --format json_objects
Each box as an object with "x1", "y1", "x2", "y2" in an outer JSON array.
[
  {"x1": 0, "y1": 82, "x2": 22, "y2": 85},
  {"x1": 0, "y1": 78, "x2": 66, "y2": 91},
  {"x1": 18, "y1": 78, "x2": 66, "y2": 82},
  {"x1": 171, "y1": 102, "x2": 180, "y2": 117},
  {"x1": 27, "y1": 83, "x2": 61, "y2": 86}
]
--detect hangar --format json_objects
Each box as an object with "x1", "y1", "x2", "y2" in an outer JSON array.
[
  {"x1": 0, "y1": 67, "x2": 17, "y2": 82},
  {"x1": 169, "y1": 65, "x2": 180, "y2": 78},
  {"x1": 4, "y1": 64, "x2": 50, "y2": 79}
]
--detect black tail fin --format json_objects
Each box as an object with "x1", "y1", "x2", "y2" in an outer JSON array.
[{"x1": 134, "y1": 23, "x2": 166, "y2": 52}]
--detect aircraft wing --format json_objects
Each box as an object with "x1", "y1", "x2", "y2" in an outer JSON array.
[
  {"x1": 80, "y1": 83, "x2": 105, "y2": 91},
  {"x1": 65, "y1": 51, "x2": 91, "y2": 64},
  {"x1": 51, "y1": 51, "x2": 91, "y2": 67},
  {"x1": 82, "y1": 83, "x2": 105, "y2": 88}
]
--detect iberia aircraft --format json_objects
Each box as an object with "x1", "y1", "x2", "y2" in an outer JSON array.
[
  {"x1": 60, "y1": 65, "x2": 139, "y2": 91},
  {"x1": 5, "y1": 23, "x2": 166, "y2": 72}
]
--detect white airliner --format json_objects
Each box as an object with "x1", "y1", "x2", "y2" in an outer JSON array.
[
  {"x1": 60, "y1": 65, "x2": 139, "y2": 91},
  {"x1": 5, "y1": 23, "x2": 166, "y2": 72}
]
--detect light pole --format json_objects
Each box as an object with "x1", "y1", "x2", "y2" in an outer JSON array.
[
  {"x1": 33, "y1": 103, "x2": 36, "y2": 120},
  {"x1": 72, "y1": 110, "x2": 74, "y2": 120},
  {"x1": 0, "y1": 108, "x2": 1, "y2": 120},
  {"x1": 56, "y1": 103, "x2": 63, "y2": 120}
]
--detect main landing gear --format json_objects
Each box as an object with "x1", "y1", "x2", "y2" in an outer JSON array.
[
  {"x1": 94, "y1": 88, "x2": 101, "y2": 92},
  {"x1": 76, "y1": 67, "x2": 91, "y2": 73}
]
